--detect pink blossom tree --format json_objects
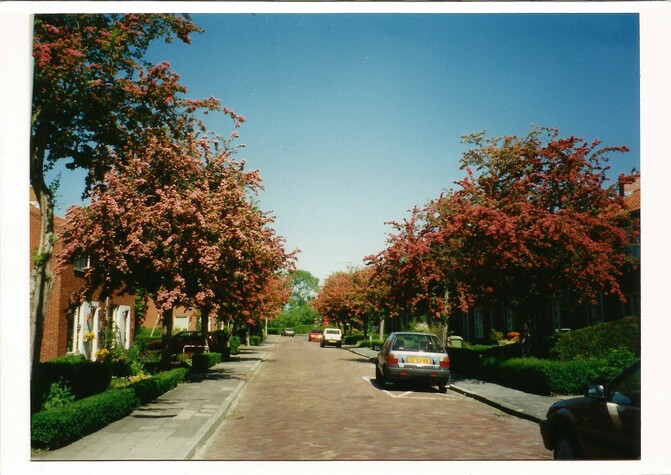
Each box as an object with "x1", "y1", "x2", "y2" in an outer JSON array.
[
  {"x1": 30, "y1": 14, "x2": 243, "y2": 377},
  {"x1": 368, "y1": 127, "x2": 636, "y2": 334},
  {"x1": 59, "y1": 127, "x2": 295, "y2": 364}
]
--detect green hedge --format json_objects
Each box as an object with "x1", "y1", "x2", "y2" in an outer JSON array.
[
  {"x1": 250, "y1": 335, "x2": 262, "y2": 346},
  {"x1": 230, "y1": 336, "x2": 240, "y2": 355},
  {"x1": 192, "y1": 352, "x2": 222, "y2": 372},
  {"x1": 293, "y1": 324, "x2": 322, "y2": 335},
  {"x1": 32, "y1": 356, "x2": 113, "y2": 413},
  {"x1": 447, "y1": 343, "x2": 523, "y2": 376},
  {"x1": 357, "y1": 339, "x2": 384, "y2": 349},
  {"x1": 480, "y1": 349, "x2": 638, "y2": 396},
  {"x1": 549, "y1": 316, "x2": 640, "y2": 360},
  {"x1": 344, "y1": 334, "x2": 366, "y2": 345},
  {"x1": 31, "y1": 368, "x2": 188, "y2": 450}
]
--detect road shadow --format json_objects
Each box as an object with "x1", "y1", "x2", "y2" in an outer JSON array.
[
  {"x1": 343, "y1": 357, "x2": 376, "y2": 365},
  {"x1": 368, "y1": 377, "x2": 446, "y2": 394}
]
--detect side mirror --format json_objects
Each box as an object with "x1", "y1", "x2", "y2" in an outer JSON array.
[{"x1": 587, "y1": 383, "x2": 605, "y2": 399}]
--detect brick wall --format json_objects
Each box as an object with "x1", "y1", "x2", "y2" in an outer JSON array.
[{"x1": 30, "y1": 192, "x2": 136, "y2": 361}]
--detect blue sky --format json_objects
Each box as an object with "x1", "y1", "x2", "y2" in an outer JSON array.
[{"x1": 48, "y1": 13, "x2": 640, "y2": 283}]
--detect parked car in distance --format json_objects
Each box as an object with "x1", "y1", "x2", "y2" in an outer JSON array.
[
  {"x1": 308, "y1": 329, "x2": 323, "y2": 342},
  {"x1": 281, "y1": 328, "x2": 295, "y2": 337},
  {"x1": 375, "y1": 332, "x2": 451, "y2": 393},
  {"x1": 320, "y1": 328, "x2": 342, "y2": 348},
  {"x1": 540, "y1": 360, "x2": 640, "y2": 460},
  {"x1": 146, "y1": 330, "x2": 217, "y2": 355}
]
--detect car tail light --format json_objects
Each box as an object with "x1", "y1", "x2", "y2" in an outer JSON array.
[
  {"x1": 439, "y1": 356, "x2": 450, "y2": 369},
  {"x1": 387, "y1": 353, "x2": 399, "y2": 366}
]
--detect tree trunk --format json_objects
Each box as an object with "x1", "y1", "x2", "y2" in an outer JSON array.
[
  {"x1": 29, "y1": 179, "x2": 56, "y2": 391},
  {"x1": 200, "y1": 306, "x2": 211, "y2": 351},
  {"x1": 160, "y1": 307, "x2": 174, "y2": 369}
]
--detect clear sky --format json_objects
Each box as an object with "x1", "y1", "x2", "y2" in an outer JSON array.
[{"x1": 48, "y1": 12, "x2": 641, "y2": 284}]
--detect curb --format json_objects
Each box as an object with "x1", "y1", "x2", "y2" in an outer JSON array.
[
  {"x1": 188, "y1": 352, "x2": 266, "y2": 459},
  {"x1": 448, "y1": 383, "x2": 542, "y2": 424},
  {"x1": 185, "y1": 379, "x2": 246, "y2": 459},
  {"x1": 345, "y1": 346, "x2": 543, "y2": 424}
]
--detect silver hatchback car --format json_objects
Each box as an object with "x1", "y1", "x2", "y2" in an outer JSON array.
[{"x1": 375, "y1": 332, "x2": 451, "y2": 392}]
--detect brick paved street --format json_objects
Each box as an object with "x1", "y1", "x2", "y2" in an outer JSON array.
[{"x1": 197, "y1": 336, "x2": 550, "y2": 460}]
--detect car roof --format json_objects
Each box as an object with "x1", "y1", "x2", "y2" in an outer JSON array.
[{"x1": 391, "y1": 332, "x2": 435, "y2": 336}]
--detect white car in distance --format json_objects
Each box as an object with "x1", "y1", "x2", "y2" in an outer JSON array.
[{"x1": 320, "y1": 328, "x2": 343, "y2": 348}]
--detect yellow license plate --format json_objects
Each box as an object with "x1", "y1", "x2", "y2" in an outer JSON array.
[{"x1": 408, "y1": 356, "x2": 431, "y2": 364}]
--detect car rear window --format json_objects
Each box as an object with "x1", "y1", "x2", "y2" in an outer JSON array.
[
  {"x1": 393, "y1": 334, "x2": 445, "y2": 352},
  {"x1": 325, "y1": 329, "x2": 340, "y2": 335}
]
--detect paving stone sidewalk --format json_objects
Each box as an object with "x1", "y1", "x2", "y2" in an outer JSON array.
[{"x1": 32, "y1": 346, "x2": 269, "y2": 461}]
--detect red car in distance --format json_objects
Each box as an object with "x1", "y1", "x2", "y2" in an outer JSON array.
[{"x1": 308, "y1": 329, "x2": 323, "y2": 342}]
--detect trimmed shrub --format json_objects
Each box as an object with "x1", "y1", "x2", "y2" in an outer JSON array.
[
  {"x1": 130, "y1": 367, "x2": 189, "y2": 405},
  {"x1": 31, "y1": 366, "x2": 191, "y2": 450},
  {"x1": 344, "y1": 334, "x2": 367, "y2": 345},
  {"x1": 357, "y1": 339, "x2": 384, "y2": 349},
  {"x1": 293, "y1": 324, "x2": 321, "y2": 335},
  {"x1": 549, "y1": 316, "x2": 640, "y2": 361},
  {"x1": 480, "y1": 352, "x2": 638, "y2": 396},
  {"x1": 587, "y1": 347, "x2": 638, "y2": 384},
  {"x1": 192, "y1": 352, "x2": 222, "y2": 372},
  {"x1": 487, "y1": 357, "x2": 595, "y2": 395},
  {"x1": 31, "y1": 387, "x2": 139, "y2": 450},
  {"x1": 447, "y1": 343, "x2": 523, "y2": 377},
  {"x1": 250, "y1": 335, "x2": 262, "y2": 346},
  {"x1": 229, "y1": 336, "x2": 240, "y2": 355},
  {"x1": 33, "y1": 357, "x2": 113, "y2": 412}
]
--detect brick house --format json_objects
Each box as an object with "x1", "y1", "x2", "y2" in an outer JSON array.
[
  {"x1": 31, "y1": 188, "x2": 221, "y2": 360},
  {"x1": 30, "y1": 189, "x2": 135, "y2": 361}
]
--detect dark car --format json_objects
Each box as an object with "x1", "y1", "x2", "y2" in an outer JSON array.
[
  {"x1": 146, "y1": 330, "x2": 217, "y2": 355},
  {"x1": 540, "y1": 360, "x2": 640, "y2": 460},
  {"x1": 375, "y1": 332, "x2": 451, "y2": 393}
]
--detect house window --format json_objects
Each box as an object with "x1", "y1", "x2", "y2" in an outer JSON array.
[
  {"x1": 474, "y1": 309, "x2": 484, "y2": 339},
  {"x1": 174, "y1": 316, "x2": 189, "y2": 331},
  {"x1": 73, "y1": 255, "x2": 90, "y2": 272}
]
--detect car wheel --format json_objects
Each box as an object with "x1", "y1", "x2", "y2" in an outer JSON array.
[
  {"x1": 320, "y1": 341, "x2": 324, "y2": 347},
  {"x1": 438, "y1": 384, "x2": 448, "y2": 393},
  {"x1": 554, "y1": 431, "x2": 580, "y2": 460}
]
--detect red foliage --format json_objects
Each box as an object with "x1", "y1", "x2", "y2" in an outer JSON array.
[{"x1": 368, "y1": 127, "x2": 636, "y2": 318}]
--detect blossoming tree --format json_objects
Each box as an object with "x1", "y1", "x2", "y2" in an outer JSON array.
[
  {"x1": 30, "y1": 14, "x2": 243, "y2": 375},
  {"x1": 368, "y1": 127, "x2": 636, "y2": 334},
  {"x1": 59, "y1": 127, "x2": 295, "y2": 365}
]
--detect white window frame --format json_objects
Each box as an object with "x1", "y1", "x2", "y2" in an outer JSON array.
[
  {"x1": 72, "y1": 301, "x2": 99, "y2": 361},
  {"x1": 113, "y1": 305, "x2": 132, "y2": 350}
]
